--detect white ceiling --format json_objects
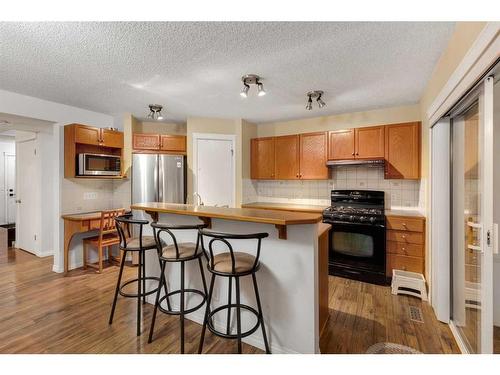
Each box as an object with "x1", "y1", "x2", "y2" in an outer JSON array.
[{"x1": 0, "y1": 22, "x2": 455, "y2": 124}]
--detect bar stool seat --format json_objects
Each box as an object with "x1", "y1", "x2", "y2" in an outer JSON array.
[
  {"x1": 212, "y1": 252, "x2": 258, "y2": 274},
  {"x1": 161, "y1": 242, "x2": 198, "y2": 259},
  {"x1": 125, "y1": 236, "x2": 157, "y2": 250}
]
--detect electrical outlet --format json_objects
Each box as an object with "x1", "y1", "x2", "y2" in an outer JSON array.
[{"x1": 83, "y1": 192, "x2": 98, "y2": 200}]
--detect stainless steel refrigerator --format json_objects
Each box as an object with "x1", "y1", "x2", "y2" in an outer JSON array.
[{"x1": 132, "y1": 153, "x2": 186, "y2": 221}]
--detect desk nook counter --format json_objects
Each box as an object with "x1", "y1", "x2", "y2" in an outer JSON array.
[{"x1": 131, "y1": 202, "x2": 328, "y2": 354}]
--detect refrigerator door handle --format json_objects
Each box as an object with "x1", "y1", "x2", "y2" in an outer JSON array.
[{"x1": 158, "y1": 155, "x2": 163, "y2": 202}]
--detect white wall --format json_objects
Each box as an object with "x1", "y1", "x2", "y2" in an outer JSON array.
[
  {"x1": 0, "y1": 137, "x2": 16, "y2": 225},
  {"x1": 0, "y1": 89, "x2": 113, "y2": 271}
]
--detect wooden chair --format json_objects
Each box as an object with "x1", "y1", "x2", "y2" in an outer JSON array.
[{"x1": 83, "y1": 209, "x2": 126, "y2": 273}]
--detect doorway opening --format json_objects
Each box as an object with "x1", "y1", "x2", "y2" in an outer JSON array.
[{"x1": 0, "y1": 113, "x2": 55, "y2": 260}]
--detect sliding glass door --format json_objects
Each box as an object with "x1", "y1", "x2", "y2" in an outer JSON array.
[{"x1": 451, "y1": 76, "x2": 495, "y2": 353}]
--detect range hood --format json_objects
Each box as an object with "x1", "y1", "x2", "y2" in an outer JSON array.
[{"x1": 326, "y1": 159, "x2": 385, "y2": 167}]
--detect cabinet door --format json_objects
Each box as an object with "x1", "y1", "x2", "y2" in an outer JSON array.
[
  {"x1": 328, "y1": 129, "x2": 355, "y2": 160},
  {"x1": 355, "y1": 126, "x2": 384, "y2": 159},
  {"x1": 250, "y1": 137, "x2": 275, "y2": 179},
  {"x1": 384, "y1": 122, "x2": 420, "y2": 179},
  {"x1": 160, "y1": 135, "x2": 186, "y2": 153},
  {"x1": 275, "y1": 135, "x2": 299, "y2": 179},
  {"x1": 101, "y1": 129, "x2": 124, "y2": 148},
  {"x1": 299, "y1": 132, "x2": 328, "y2": 179},
  {"x1": 133, "y1": 133, "x2": 160, "y2": 151},
  {"x1": 74, "y1": 125, "x2": 101, "y2": 146}
]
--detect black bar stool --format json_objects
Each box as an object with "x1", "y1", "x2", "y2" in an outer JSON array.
[
  {"x1": 148, "y1": 222, "x2": 208, "y2": 353},
  {"x1": 109, "y1": 213, "x2": 161, "y2": 336},
  {"x1": 198, "y1": 229, "x2": 271, "y2": 354}
]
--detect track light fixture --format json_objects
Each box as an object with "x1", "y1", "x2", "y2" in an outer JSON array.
[
  {"x1": 147, "y1": 104, "x2": 164, "y2": 120},
  {"x1": 306, "y1": 91, "x2": 326, "y2": 110},
  {"x1": 240, "y1": 74, "x2": 266, "y2": 97}
]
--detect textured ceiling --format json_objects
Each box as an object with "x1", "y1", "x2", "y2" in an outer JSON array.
[{"x1": 0, "y1": 22, "x2": 455, "y2": 123}]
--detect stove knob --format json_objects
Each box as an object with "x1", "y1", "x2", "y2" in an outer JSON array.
[
  {"x1": 369, "y1": 217, "x2": 376, "y2": 224},
  {"x1": 359, "y1": 216, "x2": 366, "y2": 222},
  {"x1": 349, "y1": 215, "x2": 355, "y2": 222}
]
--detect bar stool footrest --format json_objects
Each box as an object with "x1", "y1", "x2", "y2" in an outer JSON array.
[
  {"x1": 207, "y1": 303, "x2": 261, "y2": 339},
  {"x1": 157, "y1": 289, "x2": 206, "y2": 316},
  {"x1": 119, "y1": 276, "x2": 161, "y2": 298}
]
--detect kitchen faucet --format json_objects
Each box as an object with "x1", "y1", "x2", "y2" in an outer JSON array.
[{"x1": 193, "y1": 192, "x2": 204, "y2": 206}]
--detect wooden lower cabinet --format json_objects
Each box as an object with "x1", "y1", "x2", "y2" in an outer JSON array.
[{"x1": 386, "y1": 215, "x2": 426, "y2": 277}]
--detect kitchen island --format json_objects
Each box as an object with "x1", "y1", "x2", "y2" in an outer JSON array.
[{"x1": 131, "y1": 202, "x2": 328, "y2": 354}]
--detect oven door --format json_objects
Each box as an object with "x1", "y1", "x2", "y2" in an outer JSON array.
[
  {"x1": 78, "y1": 154, "x2": 121, "y2": 176},
  {"x1": 328, "y1": 222, "x2": 385, "y2": 274}
]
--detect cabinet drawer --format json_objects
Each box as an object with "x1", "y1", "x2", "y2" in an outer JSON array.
[
  {"x1": 386, "y1": 230, "x2": 424, "y2": 244},
  {"x1": 386, "y1": 216, "x2": 424, "y2": 232},
  {"x1": 386, "y1": 254, "x2": 423, "y2": 276},
  {"x1": 386, "y1": 241, "x2": 423, "y2": 257}
]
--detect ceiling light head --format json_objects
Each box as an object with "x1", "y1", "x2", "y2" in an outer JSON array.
[
  {"x1": 306, "y1": 96, "x2": 313, "y2": 110},
  {"x1": 147, "y1": 104, "x2": 164, "y2": 121},
  {"x1": 257, "y1": 82, "x2": 266, "y2": 96},
  {"x1": 240, "y1": 83, "x2": 250, "y2": 98},
  {"x1": 241, "y1": 74, "x2": 266, "y2": 98},
  {"x1": 306, "y1": 91, "x2": 326, "y2": 110}
]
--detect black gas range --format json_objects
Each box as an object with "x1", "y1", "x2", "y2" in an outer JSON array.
[{"x1": 322, "y1": 190, "x2": 387, "y2": 285}]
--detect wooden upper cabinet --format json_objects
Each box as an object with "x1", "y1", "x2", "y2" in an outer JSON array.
[
  {"x1": 384, "y1": 122, "x2": 421, "y2": 179},
  {"x1": 328, "y1": 129, "x2": 355, "y2": 160},
  {"x1": 299, "y1": 132, "x2": 328, "y2": 179},
  {"x1": 133, "y1": 133, "x2": 160, "y2": 150},
  {"x1": 275, "y1": 135, "x2": 300, "y2": 179},
  {"x1": 101, "y1": 129, "x2": 124, "y2": 148},
  {"x1": 160, "y1": 135, "x2": 186, "y2": 153},
  {"x1": 355, "y1": 126, "x2": 384, "y2": 159},
  {"x1": 251, "y1": 137, "x2": 275, "y2": 179},
  {"x1": 74, "y1": 125, "x2": 101, "y2": 146}
]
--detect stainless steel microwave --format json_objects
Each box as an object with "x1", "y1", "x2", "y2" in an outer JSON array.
[{"x1": 77, "y1": 153, "x2": 121, "y2": 176}]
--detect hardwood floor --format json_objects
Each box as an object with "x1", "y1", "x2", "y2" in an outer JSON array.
[
  {"x1": 321, "y1": 276, "x2": 460, "y2": 353},
  {"x1": 0, "y1": 248, "x2": 459, "y2": 354}
]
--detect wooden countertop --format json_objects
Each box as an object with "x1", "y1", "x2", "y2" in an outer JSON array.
[
  {"x1": 61, "y1": 211, "x2": 103, "y2": 221},
  {"x1": 385, "y1": 209, "x2": 425, "y2": 218},
  {"x1": 241, "y1": 202, "x2": 327, "y2": 214},
  {"x1": 131, "y1": 202, "x2": 322, "y2": 226},
  {"x1": 242, "y1": 202, "x2": 426, "y2": 219}
]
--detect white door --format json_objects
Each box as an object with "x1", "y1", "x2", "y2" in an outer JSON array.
[
  {"x1": 16, "y1": 139, "x2": 38, "y2": 254},
  {"x1": 5, "y1": 154, "x2": 16, "y2": 224},
  {"x1": 450, "y1": 76, "x2": 495, "y2": 353},
  {"x1": 193, "y1": 134, "x2": 235, "y2": 207}
]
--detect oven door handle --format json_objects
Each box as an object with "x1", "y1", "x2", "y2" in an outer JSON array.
[{"x1": 323, "y1": 220, "x2": 385, "y2": 229}]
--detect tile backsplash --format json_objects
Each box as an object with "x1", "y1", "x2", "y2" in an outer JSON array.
[
  {"x1": 243, "y1": 165, "x2": 425, "y2": 212},
  {"x1": 61, "y1": 178, "x2": 132, "y2": 214}
]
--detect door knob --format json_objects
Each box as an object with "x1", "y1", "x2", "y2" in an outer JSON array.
[{"x1": 15, "y1": 199, "x2": 21, "y2": 203}]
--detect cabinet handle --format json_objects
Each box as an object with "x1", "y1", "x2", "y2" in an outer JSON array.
[
  {"x1": 401, "y1": 235, "x2": 406, "y2": 239},
  {"x1": 296, "y1": 173, "x2": 299, "y2": 178},
  {"x1": 402, "y1": 223, "x2": 407, "y2": 227},
  {"x1": 356, "y1": 152, "x2": 359, "y2": 156},
  {"x1": 351, "y1": 152, "x2": 355, "y2": 156},
  {"x1": 299, "y1": 174, "x2": 302, "y2": 178}
]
